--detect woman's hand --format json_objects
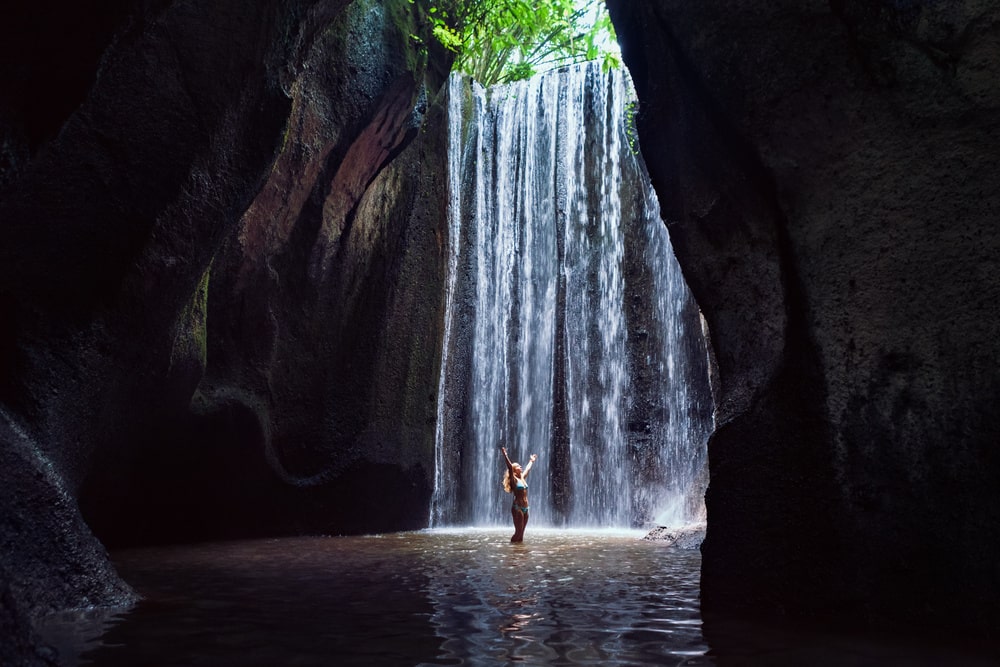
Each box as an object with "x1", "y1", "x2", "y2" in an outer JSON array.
[
  {"x1": 529, "y1": 454, "x2": 537, "y2": 462},
  {"x1": 501, "y1": 446, "x2": 507, "y2": 456}
]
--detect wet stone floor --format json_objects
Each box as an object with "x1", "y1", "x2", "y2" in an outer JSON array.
[{"x1": 39, "y1": 529, "x2": 1000, "y2": 666}]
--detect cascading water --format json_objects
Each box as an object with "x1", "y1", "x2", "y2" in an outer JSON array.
[
  {"x1": 631, "y1": 185, "x2": 714, "y2": 527},
  {"x1": 430, "y1": 62, "x2": 713, "y2": 529}
]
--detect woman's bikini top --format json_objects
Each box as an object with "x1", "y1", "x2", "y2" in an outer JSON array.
[{"x1": 515, "y1": 478, "x2": 527, "y2": 490}]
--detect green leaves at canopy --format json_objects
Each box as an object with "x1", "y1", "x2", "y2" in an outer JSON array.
[{"x1": 413, "y1": 0, "x2": 619, "y2": 87}]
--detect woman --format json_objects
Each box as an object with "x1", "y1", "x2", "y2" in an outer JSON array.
[{"x1": 500, "y1": 446, "x2": 537, "y2": 543}]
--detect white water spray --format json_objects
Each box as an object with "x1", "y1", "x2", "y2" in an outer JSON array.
[{"x1": 431, "y1": 62, "x2": 712, "y2": 529}]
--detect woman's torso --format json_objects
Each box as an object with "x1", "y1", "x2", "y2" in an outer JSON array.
[{"x1": 512, "y1": 476, "x2": 528, "y2": 505}]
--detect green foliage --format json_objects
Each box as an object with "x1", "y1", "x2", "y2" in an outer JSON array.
[
  {"x1": 409, "y1": 0, "x2": 620, "y2": 87},
  {"x1": 624, "y1": 99, "x2": 639, "y2": 155}
]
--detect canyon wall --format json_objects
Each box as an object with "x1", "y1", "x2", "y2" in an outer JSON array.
[
  {"x1": 0, "y1": 0, "x2": 451, "y2": 661},
  {"x1": 4, "y1": 0, "x2": 999, "y2": 661},
  {"x1": 608, "y1": 0, "x2": 1000, "y2": 636}
]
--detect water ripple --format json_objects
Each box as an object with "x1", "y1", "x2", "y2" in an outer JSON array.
[{"x1": 36, "y1": 530, "x2": 1000, "y2": 666}]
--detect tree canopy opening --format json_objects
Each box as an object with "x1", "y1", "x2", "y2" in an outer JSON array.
[{"x1": 411, "y1": 0, "x2": 619, "y2": 87}]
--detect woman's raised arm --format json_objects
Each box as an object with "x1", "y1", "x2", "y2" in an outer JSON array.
[
  {"x1": 523, "y1": 453, "x2": 538, "y2": 477},
  {"x1": 500, "y1": 446, "x2": 515, "y2": 475}
]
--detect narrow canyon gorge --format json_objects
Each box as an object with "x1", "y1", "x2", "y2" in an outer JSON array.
[{"x1": 1, "y1": 0, "x2": 998, "y2": 663}]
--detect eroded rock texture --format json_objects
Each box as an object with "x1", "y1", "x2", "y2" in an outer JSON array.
[
  {"x1": 608, "y1": 0, "x2": 1000, "y2": 636},
  {"x1": 1, "y1": 0, "x2": 450, "y2": 659},
  {"x1": 76, "y1": 0, "x2": 452, "y2": 547}
]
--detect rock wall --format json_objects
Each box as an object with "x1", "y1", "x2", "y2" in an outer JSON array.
[
  {"x1": 76, "y1": 0, "x2": 452, "y2": 547},
  {"x1": 0, "y1": 0, "x2": 451, "y2": 659},
  {"x1": 608, "y1": 0, "x2": 1000, "y2": 636}
]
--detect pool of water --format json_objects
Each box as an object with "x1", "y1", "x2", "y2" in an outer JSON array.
[{"x1": 39, "y1": 529, "x2": 1000, "y2": 666}]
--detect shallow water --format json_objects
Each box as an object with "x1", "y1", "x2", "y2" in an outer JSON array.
[{"x1": 40, "y1": 530, "x2": 999, "y2": 666}]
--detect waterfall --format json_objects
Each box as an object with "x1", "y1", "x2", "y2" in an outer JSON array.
[
  {"x1": 429, "y1": 73, "x2": 468, "y2": 528},
  {"x1": 431, "y1": 62, "x2": 713, "y2": 529}
]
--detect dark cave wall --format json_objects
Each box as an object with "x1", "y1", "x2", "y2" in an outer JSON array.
[
  {"x1": 77, "y1": 0, "x2": 453, "y2": 547},
  {"x1": 608, "y1": 0, "x2": 1000, "y2": 635},
  {"x1": 0, "y1": 0, "x2": 451, "y2": 660}
]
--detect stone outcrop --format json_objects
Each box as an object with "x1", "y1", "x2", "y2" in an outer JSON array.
[
  {"x1": 0, "y1": 0, "x2": 451, "y2": 660},
  {"x1": 1, "y1": 410, "x2": 135, "y2": 667},
  {"x1": 643, "y1": 523, "x2": 706, "y2": 549},
  {"x1": 608, "y1": 0, "x2": 1000, "y2": 636}
]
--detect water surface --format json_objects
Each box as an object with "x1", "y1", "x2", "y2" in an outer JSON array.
[
  {"x1": 43, "y1": 529, "x2": 703, "y2": 666},
  {"x1": 40, "y1": 529, "x2": 999, "y2": 666}
]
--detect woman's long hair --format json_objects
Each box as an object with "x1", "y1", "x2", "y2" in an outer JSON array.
[{"x1": 502, "y1": 467, "x2": 518, "y2": 493}]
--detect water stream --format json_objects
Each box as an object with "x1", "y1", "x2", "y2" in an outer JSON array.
[{"x1": 431, "y1": 63, "x2": 713, "y2": 529}]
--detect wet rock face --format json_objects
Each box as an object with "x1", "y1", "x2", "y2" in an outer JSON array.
[
  {"x1": 1, "y1": 414, "x2": 137, "y2": 667},
  {"x1": 74, "y1": 0, "x2": 452, "y2": 547},
  {"x1": 2, "y1": 0, "x2": 322, "y2": 653},
  {"x1": 608, "y1": 0, "x2": 1000, "y2": 635},
  {"x1": 1, "y1": 0, "x2": 449, "y2": 658}
]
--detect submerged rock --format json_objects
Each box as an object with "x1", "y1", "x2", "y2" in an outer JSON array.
[{"x1": 643, "y1": 523, "x2": 706, "y2": 549}]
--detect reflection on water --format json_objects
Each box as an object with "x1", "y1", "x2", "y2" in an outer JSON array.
[
  {"x1": 37, "y1": 530, "x2": 1000, "y2": 666},
  {"x1": 419, "y1": 529, "x2": 705, "y2": 666}
]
